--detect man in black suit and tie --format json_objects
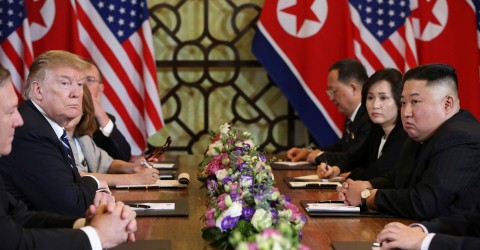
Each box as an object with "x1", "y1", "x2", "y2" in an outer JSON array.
[
  {"x1": 0, "y1": 50, "x2": 111, "y2": 217},
  {"x1": 287, "y1": 59, "x2": 371, "y2": 165},
  {"x1": 83, "y1": 60, "x2": 132, "y2": 161},
  {"x1": 338, "y1": 64, "x2": 480, "y2": 220},
  {"x1": 376, "y1": 202, "x2": 480, "y2": 249},
  {"x1": 0, "y1": 63, "x2": 137, "y2": 249}
]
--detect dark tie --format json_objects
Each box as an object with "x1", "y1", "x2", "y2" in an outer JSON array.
[
  {"x1": 60, "y1": 130, "x2": 75, "y2": 169},
  {"x1": 345, "y1": 119, "x2": 353, "y2": 141}
]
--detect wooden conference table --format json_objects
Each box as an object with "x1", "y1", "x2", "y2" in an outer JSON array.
[{"x1": 111, "y1": 155, "x2": 414, "y2": 249}]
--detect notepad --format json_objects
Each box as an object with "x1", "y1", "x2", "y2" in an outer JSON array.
[
  {"x1": 129, "y1": 203, "x2": 175, "y2": 211},
  {"x1": 153, "y1": 162, "x2": 176, "y2": 169},
  {"x1": 115, "y1": 173, "x2": 190, "y2": 189},
  {"x1": 273, "y1": 161, "x2": 311, "y2": 166},
  {"x1": 292, "y1": 174, "x2": 346, "y2": 183},
  {"x1": 288, "y1": 181, "x2": 341, "y2": 188},
  {"x1": 306, "y1": 203, "x2": 360, "y2": 213}
]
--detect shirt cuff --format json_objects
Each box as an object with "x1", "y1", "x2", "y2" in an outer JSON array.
[
  {"x1": 421, "y1": 233, "x2": 436, "y2": 250},
  {"x1": 83, "y1": 175, "x2": 100, "y2": 189},
  {"x1": 410, "y1": 223, "x2": 429, "y2": 233},
  {"x1": 99, "y1": 119, "x2": 114, "y2": 137},
  {"x1": 72, "y1": 218, "x2": 86, "y2": 229},
  {"x1": 80, "y1": 226, "x2": 102, "y2": 250}
]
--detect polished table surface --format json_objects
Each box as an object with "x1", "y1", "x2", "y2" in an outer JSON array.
[{"x1": 111, "y1": 155, "x2": 414, "y2": 249}]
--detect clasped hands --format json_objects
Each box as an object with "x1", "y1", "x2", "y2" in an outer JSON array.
[
  {"x1": 336, "y1": 179, "x2": 372, "y2": 206},
  {"x1": 87, "y1": 195, "x2": 138, "y2": 249}
]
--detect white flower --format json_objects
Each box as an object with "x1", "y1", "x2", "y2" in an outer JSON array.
[
  {"x1": 206, "y1": 140, "x2": 224, "y2": 156},
  {"x1": 219, "y1": 123, "x2": 230, "y2": 135},
  {"x1": 251, "y1": 208, "x2": 273, "y2": 231},
  {"x1": 215, "y1": 201, "x2": 243, "y2": 230},
  {"x1": 215, "y1": 169, "x2": 229, "y2": 181},
  {"x1": 243, "y1": 139, "x2": 255, "y2": 148}
]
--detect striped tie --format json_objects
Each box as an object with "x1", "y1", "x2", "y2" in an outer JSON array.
[{"x1": 60, "y1": 130, "x2": 75, "y2": 169}]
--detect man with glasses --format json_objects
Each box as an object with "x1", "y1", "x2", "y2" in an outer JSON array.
[
  {"x1": 0, "y1": 50, "x2": 112, "y2": 217},
  {"x1": 287, "y1": 59, "x2": 371, "y2": 165},
  {"x1": 84, "y1": 60, "x2": 132, "y2": 161}
]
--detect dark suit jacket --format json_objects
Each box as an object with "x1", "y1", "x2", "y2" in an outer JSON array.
[
  {"x1": 336, "y1": 119, "x2": 407, "y2": 180},
  {"x1": 0, "y1": 100, "x2": 98, "y2": 216},
  {"x1": 370, "y1": 110, "x2": 480, "y2": 220},
  {"x1": 422, "y1": 202, "x2": 480, "y2": 250},
  {"x1": 315, "y1": 105, "x2": 371, "y2": 165},
  {"x1": 92, "y1": 113, "x2": 131, "y2": 161},
  {"x1": 0, "y1": 176, "x2": 91, "y2": 249}
]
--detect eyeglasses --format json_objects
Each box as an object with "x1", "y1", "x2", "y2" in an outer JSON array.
[
  {"x1": 144, "y1": 136, "x2": 172, "y2": 160},
  {"x1": 86, "y1": 77, "x2": 102, "y2": 85},
  {"x1": 326, "y1": 89, "x2": 337, "y2": 99}
]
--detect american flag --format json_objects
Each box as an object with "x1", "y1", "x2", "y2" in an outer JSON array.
[
  {"x1": 0, "y1": 0, "x2": 33, "y2": 97},
  {"x1": 349, "y1": 0, "x2": 417, "y2": 74},
  {"x1": 73, "y1": 0, "x2": 164, "y2": 155},
  {"x1": 1, "y1": 0, "x2": 163, "y2": 156}
]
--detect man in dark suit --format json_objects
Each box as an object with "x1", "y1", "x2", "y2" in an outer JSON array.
[
  {"x1": 84, "y1": 60, "x2": 132, "y2": 161},
  {"x1": 287, "y1": 59, "x2": 371, "y2": 165},
  {"x1": 0, "y1": 50, "x2": 111, "y2": 217},
  {"x1": 0, "y1": 63, "x2": 137, "y2": 249},
  {"x1": 338, "y1": 63, "x2": 480, "y2": 220},
  {"x1": 376, "y1": 203, "x2": 480, "y2": 249}
]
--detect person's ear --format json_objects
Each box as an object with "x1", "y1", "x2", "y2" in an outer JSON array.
[
  {"x1": 444, "y1": 95, "x2": 455, "y2": 113},
  {"x1": 350, "y1": 81, "x2": 361, "y2": 95},
  {"x1": 31, "y1": 81, "x2": 43, "y2": 101}
]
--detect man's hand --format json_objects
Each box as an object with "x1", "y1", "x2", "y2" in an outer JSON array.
[
  {"x1": 377, "y1": 222, "x2": 426, "y2": 250},
  {"x1": 337, "y1": 179, "x2": 372, "y2": 206},
  {"x1": 317, "y1": 163, "x2": 340, "y2": 179},
  {"x1": 89, "y1": 201, "x2": 137, "y2": 249},
  {"x1": 287, "y1": 147, "x2": 309, "y2": 162},
  {"x1": 93, "y1": 191, "x2": 114, "y2": 208},
  {"x1": 306, "y1": 149, "x2": 322, "y2": 163}
]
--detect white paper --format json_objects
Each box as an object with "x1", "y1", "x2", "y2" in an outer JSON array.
[
  {"x1": 153, "y1": 163, "x2": 175, "y2": 169},
  {"x1": 130, "y1": 202, "x2": 175, "y2": 210},
  {"x1": 292, "y1": 175, "x2": 345, "y2": 183},
  {"x1": 306, "y1": 203, "x2": 360, "y2": 212},
  {"x1": 273, "y1": 161, "x2": 311, "y2": 166},
  {"x1": 289, "y1": 181, "x2": 341, "y2": 187}
]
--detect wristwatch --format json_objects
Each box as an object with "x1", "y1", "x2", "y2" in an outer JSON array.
[{"x1": 360, "y1": 188, "x2": 372, "y2": 209}]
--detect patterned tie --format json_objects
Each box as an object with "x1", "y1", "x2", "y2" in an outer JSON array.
[
  {"x1": 345, "y1": 119, "x2": 353, "y2": 141},
  {"x1": 60, "y1": 130, "x2": 75, "y2": 169}
]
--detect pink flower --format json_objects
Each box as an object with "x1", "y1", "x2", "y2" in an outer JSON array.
[
  {"x1": 205, "y1": 208, "x2": 216, "y2": 227},
  {"x1": 205, "y1": 154, "x2": 228, "y2": 175}
]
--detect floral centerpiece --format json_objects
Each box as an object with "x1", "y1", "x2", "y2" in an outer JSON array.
[{"x1": 198, "y1": 123, "x2": 308, "y2": 250}]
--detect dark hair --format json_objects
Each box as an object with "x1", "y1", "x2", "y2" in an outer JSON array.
[
  {"x1": 361, "y1": 68, "x2": 403, "y2": 110},
  {"x1": 0, "y1": 64, "x2": 11, "y2": 88},
  {"x1": 403, "y1": 63, "x2": 458, "y2": 95},
  {"x1": 329, "y1": 59, "x2": 368, "y2": 86}
]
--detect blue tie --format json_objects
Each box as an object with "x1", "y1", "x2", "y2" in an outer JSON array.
[{"x1": 60, "y1": 130, "x2": 75, "y2": 169}]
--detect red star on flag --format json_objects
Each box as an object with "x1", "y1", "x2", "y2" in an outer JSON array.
[
  {"x1": 411, "y1": 0, "x2": 442, "y2": 34},
  {"x1": 26, "y1": 0, "x2": 47, "y2": 27},
  {"x1": 280, "y1": 0, "x2": 320, "y2": 34}
]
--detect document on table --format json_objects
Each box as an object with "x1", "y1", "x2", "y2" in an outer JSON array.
[
  {"x1": 115, "y1": 173, "x2": 190, "y2": 189},
  {"x1": 292, "y1": 174, "x2": 346, "y2": 183},
  {"x1": 288, "y1": 181, "x2": 341, "y2": 188},
  {"x1": 306, "y1": 203, "x2": 360, "y2": 213},
  {"x1": 273, "y1": 161, "x2": 311, "y2": 166},
  {"x1": 127, "y1": 202, "x2": 175, "y2": 211},
  {"x1": 152, "y1": 162, "x2": 176, "y2": 169}
]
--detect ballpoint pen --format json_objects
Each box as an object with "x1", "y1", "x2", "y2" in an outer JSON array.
[
  {"x1": 324, "y1": 152, "x2": 329, "y2": 171},
  {"x1": 125, "y1": 203, "x2": 151, "y2": 209}
]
